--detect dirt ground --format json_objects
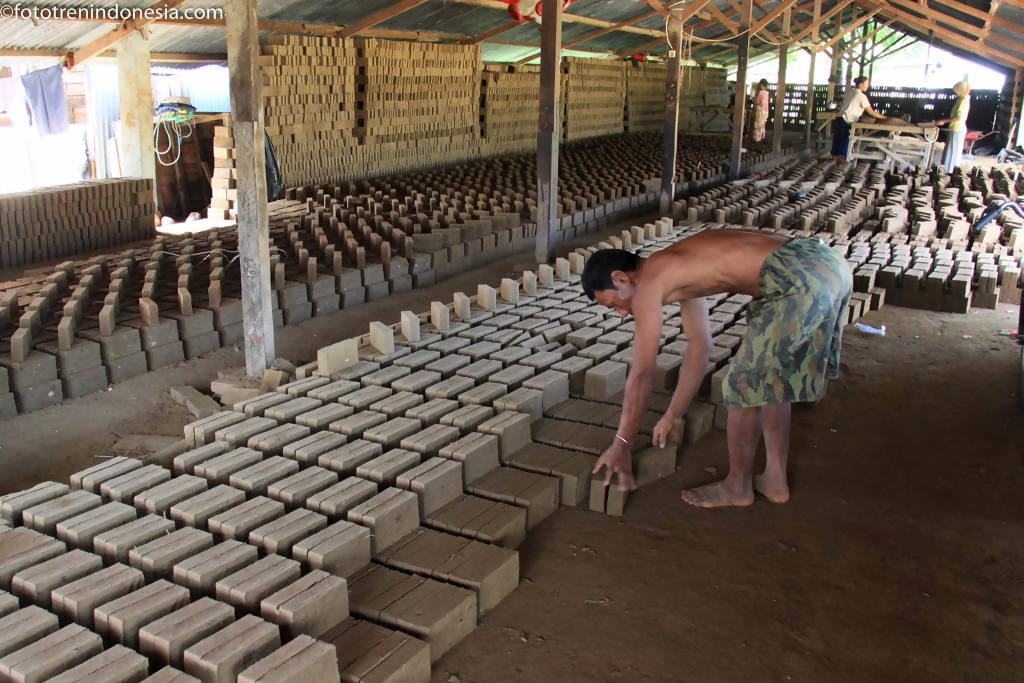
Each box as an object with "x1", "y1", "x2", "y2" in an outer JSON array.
[{"x1": 1, "y1": 242, "x2": 1022, "y2": 682}]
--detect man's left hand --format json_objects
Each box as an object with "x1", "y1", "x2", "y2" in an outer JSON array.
[{"x1": 593, "y1": 441, "x2": 636, "y2": 492}]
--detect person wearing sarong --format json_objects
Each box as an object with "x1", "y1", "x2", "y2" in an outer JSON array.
[
  {"x1": 938, "y1": 81, "x2": 971, "y2": 173},
  {"x1": 582, "y1": 230, "x2": 852, "y2": 508},
  {"x1": 752, "y1": 79, "x2": 770, "y2": 143}
]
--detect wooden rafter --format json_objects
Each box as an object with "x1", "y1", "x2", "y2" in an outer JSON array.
[
  {"x1": 706, "y1": 2, "x2": 741, "y2": 34},
  {"x1": 0, "y1": 48, "x2": 225, "y2": 62},
  {"x1": 861, "y1": 0, "x2": 1024, "y2": 67},
  {"x1": 930, "y1": 0, "x2": 1015, "y2": 36},
  {"x1": 563, "y1": 9, "x2": 660, "y2": 49},
  {"x1": 821, "y1": 8, "x2": 881, "y2": 49},
  {"x1": 449, "y1": 0, "x2": 664, "y2": 37},
  {"x1": 790, "y1": 0, "x2": 853, "y2": 43},
  {"x1": 466, "y1": 21, "x2": 521, "y2": 45},
  {"x1": 337, "y1": 0, "x2": 430, "y2": 39},
  {"x1": 839, "y1": 18, "x2": 894, "y2": 56},
  {"x1": 66, "y1": 0, "x2": 191, "y2": 68},
  {"x1": 883, "y1": 0, "x2": 1023, "y2": 57},
  {"x1": 749, "y1": 0, "x2": 802, "y2": 37}
]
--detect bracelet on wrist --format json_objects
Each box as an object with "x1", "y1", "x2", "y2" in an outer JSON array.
[{"x1": 615, "y1": 433, "x2": 631, "y2": 447}]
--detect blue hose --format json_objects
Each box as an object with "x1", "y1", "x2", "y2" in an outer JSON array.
[{"x1": 973, "y1": 200, "x2": 1024, "y2": 232}]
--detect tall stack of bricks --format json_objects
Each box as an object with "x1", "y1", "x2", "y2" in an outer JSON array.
[
  {"x1": 480, "y1": 64, "x2": 541, "y2": 156},
  {"x1": 624, "y1": 61, "x2": 667, "y2": 134},
  {"x1": 0, "y1": 179, "x2": 154, "y2": 268},
  {"x1": 209, "y1": 122, "x2": 236, "y2": 220},
  {"x1": 561, "y1": 57, "x2": 627, "y2": 142}
]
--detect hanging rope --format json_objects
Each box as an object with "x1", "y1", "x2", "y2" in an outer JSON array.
[{"x1": 154, "y1": 97, "x2": 197, "y2": 167}]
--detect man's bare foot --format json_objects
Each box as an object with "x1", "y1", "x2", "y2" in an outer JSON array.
[
  {"x1": 681, "y1": 481, "x2": 754, "y2": 508},
  {"x1": 754, "y1": 471, "x2": 790, "y2": 503}
]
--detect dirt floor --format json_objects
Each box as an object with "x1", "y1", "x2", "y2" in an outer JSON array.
[{"x1": 1, "y1": 241, "x2": 1022, "y2": 682}]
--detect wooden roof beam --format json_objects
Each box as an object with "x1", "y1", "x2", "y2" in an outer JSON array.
[
  {"x1": 564, "y1": 9, "x2": 660, "y2": 48},
  {"x1": 821, "y1": 8, "x2": 881, "y2": 49},
  {"x1": 839, "y1": 18, "x2": 894, "y2": 55},
  {"x1": 884, "y1": 0, "x2": 1023, "y2": 56},
  {"x1": 466, "y1": 20, "x2": 521, "y2": 45},
  {"x1": 337, "y1": 0, "x2": 431, "y2": 39},
  {"x1": 0, "y1": 48, "x2": 225, "y2": 62},
  {"x1": 450, "y1": 0, "x2": 664, "y2": 37},
  {"x1": 791, "y1": 0, "x2": 853, "y2": 43},
  {"x1": 66, "y1": 0, "x2": 191, "y2": 68}
]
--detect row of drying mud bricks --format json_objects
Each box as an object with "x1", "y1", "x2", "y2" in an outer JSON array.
[{"x1": 0, "y1": 219, "x2": 724, "y2": 683}]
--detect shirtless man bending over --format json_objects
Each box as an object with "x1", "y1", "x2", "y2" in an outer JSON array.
[{"x1": 582, "y1": 229, "x2": 852, "y2": 508}]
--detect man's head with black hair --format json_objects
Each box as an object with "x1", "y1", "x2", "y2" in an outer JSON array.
[{"x1": 581, "y1": 248, "x2": 643, "y2": 316}]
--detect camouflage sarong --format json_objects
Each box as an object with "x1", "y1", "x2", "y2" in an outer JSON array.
[{"x1": 722, "y1": 238, "x2": 852, "y2": 409}]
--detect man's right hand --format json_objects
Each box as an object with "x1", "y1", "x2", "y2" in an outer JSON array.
[
  {"x1": 593, "y1": 442, "x2": 636, "y2": 492},
  {"x1": 652, "y1": 414, "x2": 684, "y2": 449}
]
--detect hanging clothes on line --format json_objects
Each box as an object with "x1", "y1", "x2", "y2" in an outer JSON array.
[{"x1": 20, "y1": 64, "x2": 69, "y2": 135}]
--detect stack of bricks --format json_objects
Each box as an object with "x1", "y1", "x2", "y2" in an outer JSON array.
[
  {"x1": 480, "y1": 63, "x2": 541, "y2": 156},
  {"x1": 624, "y1": 61, "x2": 667, "y2": 134},
  {"x1": 0, "y1": 179, "x2": 154, "y2": 268},
  {"x1": 561, "y1": 57, "x2": 627, "y2": 142},
  {"x1": 358, "y1": 39, "x2": 482, "y2": 179},
  {"x1": 209, "y1": 122, "x2": 236, "y2": 220},
  {"x1": 261, "y1": 34, "x2": 361, "y2": 188}
]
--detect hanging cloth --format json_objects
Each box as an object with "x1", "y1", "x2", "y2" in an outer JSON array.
[{"x1": 20, "y1": 64, "x2": 69, "y2": 135}]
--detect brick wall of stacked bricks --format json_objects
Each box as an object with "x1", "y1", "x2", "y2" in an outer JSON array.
[
  {"x1": 480, "y1": 64, "x2": 541, "y2": 157},
  {"x1": 561, "y1": 57, "x2": 627, "y2": 143},
  {"x1": 0, "y1": 179, "x2": 155, "y2": 269},
  {"x1": 0, "y1": 217, "x2": 744, "y2": 682},
  {"x1": 625, "y1": 61, "x2": 667, "y2": 134}
]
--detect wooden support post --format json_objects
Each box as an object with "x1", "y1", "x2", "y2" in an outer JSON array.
[
  {"x1": 772, "y1": 10, "x2": 791, "y2": 157},
  {"x1": 728, "y1": 0, "x2": 753, "y2": 180},
  {"x1": 116, "y1": 31, "x2": 157, "y2": 211},
  {"x1": 227, "y1": 0, "x2": 276, "y2": 376},
  {"x1": 828, "y1": 8, "x2": 843, "y2": 105},
  {"x1": 804, "y1": 0, "x2": 822, "y2": 150},
  {"x1": 660, "y1": 9, "x2": 682, "y2": 216},
  {"x1": 535, "y1": 0, "x2": 563, "y2": 265}
]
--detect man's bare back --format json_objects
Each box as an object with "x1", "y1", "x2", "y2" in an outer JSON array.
[{"x1": 642, "y1": 230, "x2": 791, "y2": 304}]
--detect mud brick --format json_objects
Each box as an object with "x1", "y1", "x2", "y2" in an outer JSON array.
[
  {"x1": 141, "y1": 666, "x2": 199, "y2": 681},
  {"x1": 239, "y1": 635, "x2": 339, "y2": 683},
  {"x1": 172, "y1": 540, "x2": 257, "y2": 596},
  {"x1": 50, "y1": 563, "x2": 140, "y2": 629},
  {"x1": 55, "y1": 501, "x2": 136, "y2": 548},
  {"x1": 459, "y1": 341, "x2": 502, "y2": 361},
  {"x1": 12, "y1": 378, "x2": 63, "y2": 412},
  {"x1": 378, "y1": 527, "x2": 518, "y2": 616},
  {"x1": 393, "y1": 349, "x2": 440, "y2": 371},
  {"x1": 249, "y1": 423, "x2": 312, "y2": 456},
  {"x1": 578, "y1": 343, "x2": 617, "y2": 363},
  {"x1": 278, "y1": 376, "x2": 331, "y2": 396},
  {"x1": 518, "y1": 368, "x2": 569, "y2": 409},
  {"x1": 329, "y1": 411, "x2": 387, "y2": 439},
  {"x1": 584, "y1": 360, "x2": 627, "y2": 400},
  {"x1": 146, "y1": 340, "x2": 186, "y2": 370},
  {"x1": 488, "y1": 364, "x2": 535, "y2": 390},
  {"x1": 36, "y1": 338, "x2": 101, "y2": 377},
  {"x1": 634, "y1": 446, "x2": 678, "y2": 486},
  {"x1": 356, "y1": 449, "x2": 421, "y2": 487},
  {"x1": 317, "y1": 439, "x2": 383, "y2": 475},
  {"x1": 0, "y1": 591, "x2": 17, "y2": 617},
  {"x1": 0, "y1": 393, "x2": 15, "y2": 420},
  {"x1": 327, "y1": 362, "x2": 379, "y2": 383},
  {"x1": 424, "y1": 375, "x2": 474, "y2": 400},
  {"x1": 100, "y1": 464, "x2": 174, "y2": 503},
  {"x1": 93, "y1": 515, "x2": 176, "y2": 564},
  {"x1": 0, "y1": 606, "x2": 58, "y2": 658},
  {"x1": 370, "y1": 392, "x2": 424, "y2": 418},
  {"x1": 69, "y1": 457, "x2": 140, "y2": 492},
  {"x1": 139, "y1": 598, "x2": 235, "y2": 669},
  {"x1": 395, "y1": 458, "x2": 463, "y2": 517},
  {"x1": 322, "y1": 618, "x2": 430, "y2": 683},
  {"x1": 596, "y1": 330, "x2": 633, "y2": 350},
  {"x1": 346, "y1": 488, "x2": 419, "y2": 555},
  {"x1": 81, "y1": 326, "x2": 142, "y2": 362},
  {"x1": 589, "y1": 474, "x2": 608, "y2": 512},
  {"x1": 339, "y1": 385, "x2": 392, "y2": 411},
  {"x1": 0, "y1": 624, "x2": 103, "y2": 683},
  {"x1": 10, "y1": 550, "x2": 99, "y2": 610},
  {"x1": 278, "y1": 282, "x2": 309, "y2": 308},
  {"x1": 439, "y1": 405, "x2": 494, "y2": 434},
  {"x1": 195, "y1": 447, "x2": 264, "y2": 484},
  {"x1": 249, "y1": 509, "x2": 328, "y2": 556},
  {"x1": 425, "y1": 493, "x2": 526, "y2": 549},
  {"x1": 424, "y1": 353, "x2": 470, "y2": 378},
  {"x1": 169, "y1": 485, "x2": 246, "y2": 529},
  {"x1": 457, "y1": 325, "x2": 496, "y2": 343},
  {"x1": 93, "y1": 579, "x2": 190, "y2": 649},
  {"x1": 264, "y1": 396, "x2": 322, "y2": 422},
  {"x1": 183, "y1": 615, "x2": 281, "y2": 683},
  {"x1": 216, "y1": 555, "x2": 301, "y2": 612},
  {"x1": 44, "y1": 644, "x2": 148, "y2": 682},
  {"x1": 391, "y1": 370, "x2": 440, "y2": 393},
  {"x1": 215, "y1": 416, "x2": 277, "y2": 448},
  {"x1": 347, "y1": 563, "x2": 476, "y2": 662},
  {"x1": 438, "y1": 432, "x2": 500, "y2": 485},
  {"x1": 869, "y1": 286, "x2": 886, "y2": 310},
  {"x1": 520, "y1": 351, "x2": 562, "y2": 371},
  {"x1": 0, "y1": 351, "x2": 56, "y2": 392},
  {"x1": 405, "y1": 397, "x2": 458, "y2": 425},
  {"x1": 684, "y1": 400, "x2": 715, "y2": 444},
  {"x1": 230, "y1": 456, "x2": 300, "y2": 496},
  {"x1": 361, "y1": 366, "x2": 410, "y2": 387},
  {"x1": 173, "y1": 443, "x2": 232, "y2": 475},
  {"x1": 458, "y1": 382, "x2": 506, "y2": 406},
  {"x1": 292, "y1": 516, "x2": 372, "y2": 578},
  {"x1": 477, "y1": 412, "x2": 532, "y2": 461},
  {"x1": 306, "y1": 478, "x2": 378, "y2": 522},
  {"x1": 552, "y1": 356, "x2": 593, "y2": 394},
  {"x1": 268, "y1": 467, "x2": 339, "y2": 509},
  {"x1": 307, "y1": 379, "x2": 361, "y2": 402},
  {"x1": 510, "y1": 444, "x2": 595, "y2": 506},
  {"x1": 296, "y1": 404, "x2": 354, "y2": 431},
  {"x1": 1, "y1": 481, "x2": 69, "y2": 522},
  {"x1": 22, "y1": 490, "x2": 101, "y2": 535},
  {"x1": 400, "y1": 424, "x2": 460, "y2": 458},
  {"x1": 494, "y1": 387, "x2": 544, "y2": 422},
  {"x1": 489, "y1": 345, "x2": 530, "y2": 367},
  {"x1": 364, "y1": 418, "x2": 422, "y2": 449},
  {"x1": 466, "y1": 466, "x2": 559, "y2": 530},
  {"x1": 185, "y1": 411, "x2": 246, "y2": 447},
  {"x1": 135, "y1": 475, "x2": 208, "y2": 515},
  {"x1": 207, "y1": 497, "x2": 285, "y2": 541},
  {"x1": 456, "y1": 359, "x2": 502, "y2": 384},
  {"x1": 281, "y1": 432, "x2": 346, "y2": 466},
  {"x1": 129, "y1": 527, "x2": 214, "y2": 581}
]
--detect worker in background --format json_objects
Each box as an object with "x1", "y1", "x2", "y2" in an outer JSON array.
[
  {"x1": 831, "y1": 76, "x2": 887, "y2": 162},
  {"x1": 752, "y1": 79, "x2": 771, "y2": 144},
  {"x1": 938, "y1": 81, "x2": 971, "y2": 173},
  {"x1": 583, "y1": 230, "x2": 852, "y2": 508}
]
